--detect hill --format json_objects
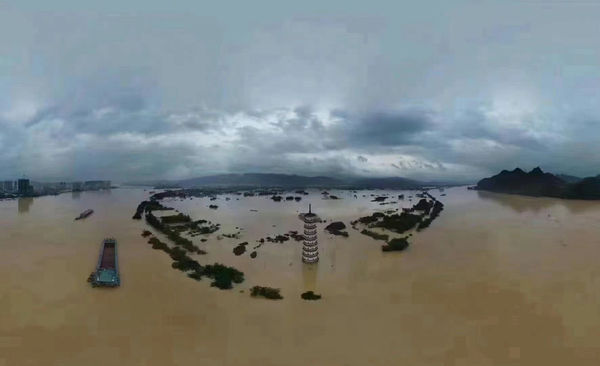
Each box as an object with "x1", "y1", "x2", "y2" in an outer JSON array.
[
  {"x1": 556, "y1": 174, "x2": 582, "y2": 183},
  {"x1": 476, "y1": 167, "x2": 600, "y2": 199},
  {"x1": 177, "y1": 173, "x2": 343, "y2": 188},
  {"x1": 127, "y1": 173, "x2": 436, "y2": 189}
]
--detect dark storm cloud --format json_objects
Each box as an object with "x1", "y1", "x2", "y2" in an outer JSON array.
[{"x1": 333, "y1": 109, "x2": 434, "y2": 148}]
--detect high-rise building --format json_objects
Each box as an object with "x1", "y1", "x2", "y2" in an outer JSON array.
[
  {"x1": 72, "y1": 182, "x2": 83, "y2": 191},
  {"x1": 17, "y1": 179, "x2": 32, "y2": 195},
  {"x1": 301, "y1": 204, "x2": 319, "y2": 263},
  {"x1": 83, "y1": 180, "x2": 111, "y2": 190},
  {"x1": 2, "y1": 181, "x2": 13, "y2": 192}
]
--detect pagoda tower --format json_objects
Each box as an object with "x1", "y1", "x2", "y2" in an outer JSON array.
[{"x1": 301, "y1": 204, "x2": 319, "y2": 263}]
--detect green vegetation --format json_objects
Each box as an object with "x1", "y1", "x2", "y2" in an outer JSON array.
[
  {"x1": 360, "y1": 229, "x2": 389, "y2": 242},
  {"x1": 382, "y1": 237, "x2": 410, "y2": 252},
  {"x1": 172, "y1": 256, "x2": 203, "y2": 272},
  {"x1": 188, "y1": 220, "x2": 220, "y2": 235},
  {"x1": 412, "y1": 198, "x2": 432, "y2": 214},
  {"x1": 266, "y1": 235, "x2": 290, "y2": 243},
  {"x1": 145, "y1": 200, "x2": 172, "y2": 211},
  {"x1": 132, "y1": 201, "x2": 148, "y2": 219},
  {"x1": 233, "y1": 242, "x2": 248, "y2": 256},
  {"x1": 187, "y1": 271, "x2": 203, "y2": 280},
  {"x1": 204, "y1": 264, "x2": 244, "y2": 289},
  {"x1": 358, "y1": 214, "x2": 380, "y2": 225},
  {"x1": 132, "y1": 200, "x2": 173, "y2": 219},
  {"x1": 223, "y1": 232, "x2": 241, "y2": 239},
  {"x1": 148, "y1": 236, "x2": 169, "y2": 251},
  {"x1": 145, "y1": 211, "x2": 206, "y2": 254},
  {"x1": 371, "y1": 196, "x2": 387, "y2": 202},
  {"x1": 251, "y1": 286, "x2": 283, "y2": 300},
  {"x1": 287, "y1": 231, "x2": 304, "y2": 241},
  {"x1": 373, "y1": 212, "x2": 423, "y2": 233},
  {"x1": 325, "y1": 221, "x2": 348, "y2": 237},
  {"x1": 161, "y1": 213, "x2": 192, "y2": 224},
  {"x1": 145, "y1": 236, "x2": 243, "y2": 290},
  {"x1": 355, "y1": 197, "x2": 445, "y2": 236},
  {"x1": 301, "y1": 291, "x2": 322, "y2": 300},
  {"x1": 134, "y1": 196, "x2": 244, "y2": 290},
  {"x1": 417, "y1": 201, "x2": 444, "y2": 231}
]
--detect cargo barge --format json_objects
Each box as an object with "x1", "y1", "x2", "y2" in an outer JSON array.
[
  {"x1": 89, "y1": 238, "x2": 120, "y2": 287},
  {"x1": 75, "y1": 209, "x2": 94, "y2": 220}
]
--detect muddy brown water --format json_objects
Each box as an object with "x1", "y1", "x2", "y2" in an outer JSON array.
[{"x1": 1, "y1": 187, "x2": 600, "y2": 365}]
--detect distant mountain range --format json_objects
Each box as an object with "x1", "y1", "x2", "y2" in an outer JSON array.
[
  {"x1": 177, "y1": 173, "x2": 344, "y2": 188},
  {"x1": 127, "y1": 173, "x2": 445, "y2": 190},
  {"x1": 476, "y1": 167, "x2": 600, "y2": 199},
  {"x1": 556, "y1": 174, "x2": 583, "y2": 183}
]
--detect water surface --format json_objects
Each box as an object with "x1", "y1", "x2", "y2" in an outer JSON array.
[{"x1": 1, "y1": 187, "x2": 600, "y2": 365}]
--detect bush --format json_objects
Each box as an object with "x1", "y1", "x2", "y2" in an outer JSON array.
[
  {"x1": 360, "y1": 229, "x2": 389, "y2": 242},
  {"x1": 373, "y1": 212, "x2": 422, "y2": 233},
  {"x1": 250, "y1": 286, "x2": 283, "y2": 300},
  {"x1": 382, "y1": 237, "x2": 410, "y2": 252},
  {"x1": 325, "y1": 221, "x2": 348, "y2": 237},
  {"x1": 204, "y1": 264, "x2": 244, "y2": 289},
  {"x1": 161, "y1": 213, "x2": 191, "y2": 224},
  {"x1": 233, "y1": 242, "x2": 247, "y2": 256},
  {"x1": 301, "y1": 291, "x2": 322, "y2": 300}
]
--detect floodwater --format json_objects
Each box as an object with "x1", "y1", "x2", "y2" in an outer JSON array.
[{"x1": 1, "y1": 187, "x2": 600, "y2": 365}]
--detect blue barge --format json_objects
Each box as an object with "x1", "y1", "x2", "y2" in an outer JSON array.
[{"x1": 91, "y1": 238, "x2": 120, "y2": 287}]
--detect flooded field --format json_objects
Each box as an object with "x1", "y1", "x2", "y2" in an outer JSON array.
[{"x1": 1, "y1": 187, "x2": 600, "y2": 365}]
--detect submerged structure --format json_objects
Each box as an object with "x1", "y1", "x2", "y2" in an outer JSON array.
[
  {"x1": 301, "y1": 204, "x2": 319, "y2": 263},
  {"x1": 90, "y1": 238, "x2": 120, "y2": 287},
  {"x1": 75, "y1": 209, "x2": 94, "y2": 220}
]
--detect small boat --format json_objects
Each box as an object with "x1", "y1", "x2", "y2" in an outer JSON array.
[
  {"x1": 75, "y1": 209, "x2": 94, "y2": 220},
  {"x1": 90, "y1": 238, "x2": 120, "y2": 287}
]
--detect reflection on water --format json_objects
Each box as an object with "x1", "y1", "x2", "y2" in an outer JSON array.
[
  {"x1": 477, "y1": 190, "x2": 600, "y2": 214},
  {"x1": 477, "y1": 190, "x2": 555, "y2": 213},
  {"x1": 71, "y1": 191, "x2": 81, "y2": 199},
  {"x1": 17, "y1": 197, "x2": 33, "y2": 213},
  {"x1": 302, "y1": 263, "x2": 318, "y2": 291}
]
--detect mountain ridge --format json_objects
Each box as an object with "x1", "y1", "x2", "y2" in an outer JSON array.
[
  {"x1": 476, "y1": 167, "x2": 600, "y2": 199},
  {"x1": 125, "y1": 173, "x2": 447, "y2": 189}
]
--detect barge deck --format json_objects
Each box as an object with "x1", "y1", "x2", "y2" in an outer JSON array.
[{"x1": 90, "y1": 238, "x2": 120, "y2": 287}]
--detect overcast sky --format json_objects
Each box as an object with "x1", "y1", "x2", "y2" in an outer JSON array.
[{"x1": 1, "y1": 0, "x2": 600, "y2": 182}]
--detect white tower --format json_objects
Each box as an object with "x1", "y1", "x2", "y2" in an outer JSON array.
[{"x1": 301, "y1": 204, "x2": 319, "y2": 263}]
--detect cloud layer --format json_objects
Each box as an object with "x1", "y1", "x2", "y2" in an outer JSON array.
[{"x1": 1, "y1": 1, "x2": 600, "y2": 182}]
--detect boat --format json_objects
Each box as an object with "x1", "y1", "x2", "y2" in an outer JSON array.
[
  {"x1": 75, "y1": 209, "x2": 94, "y2": 220},
  {"x1": 90, "y1": 238, "x2": 120, "y2": 287}
]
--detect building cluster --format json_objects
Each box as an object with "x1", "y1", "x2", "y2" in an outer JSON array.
[{"x1": 0, "y1": 178, "x2": 112, "y2": 197}]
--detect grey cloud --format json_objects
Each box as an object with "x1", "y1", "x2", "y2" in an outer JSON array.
[
  {"x1": 2, "y1": 2, "x2": 600, "y2": 182},
  {"x1": 327, "y1": 110, "x2": 434, "y2": 150}
]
